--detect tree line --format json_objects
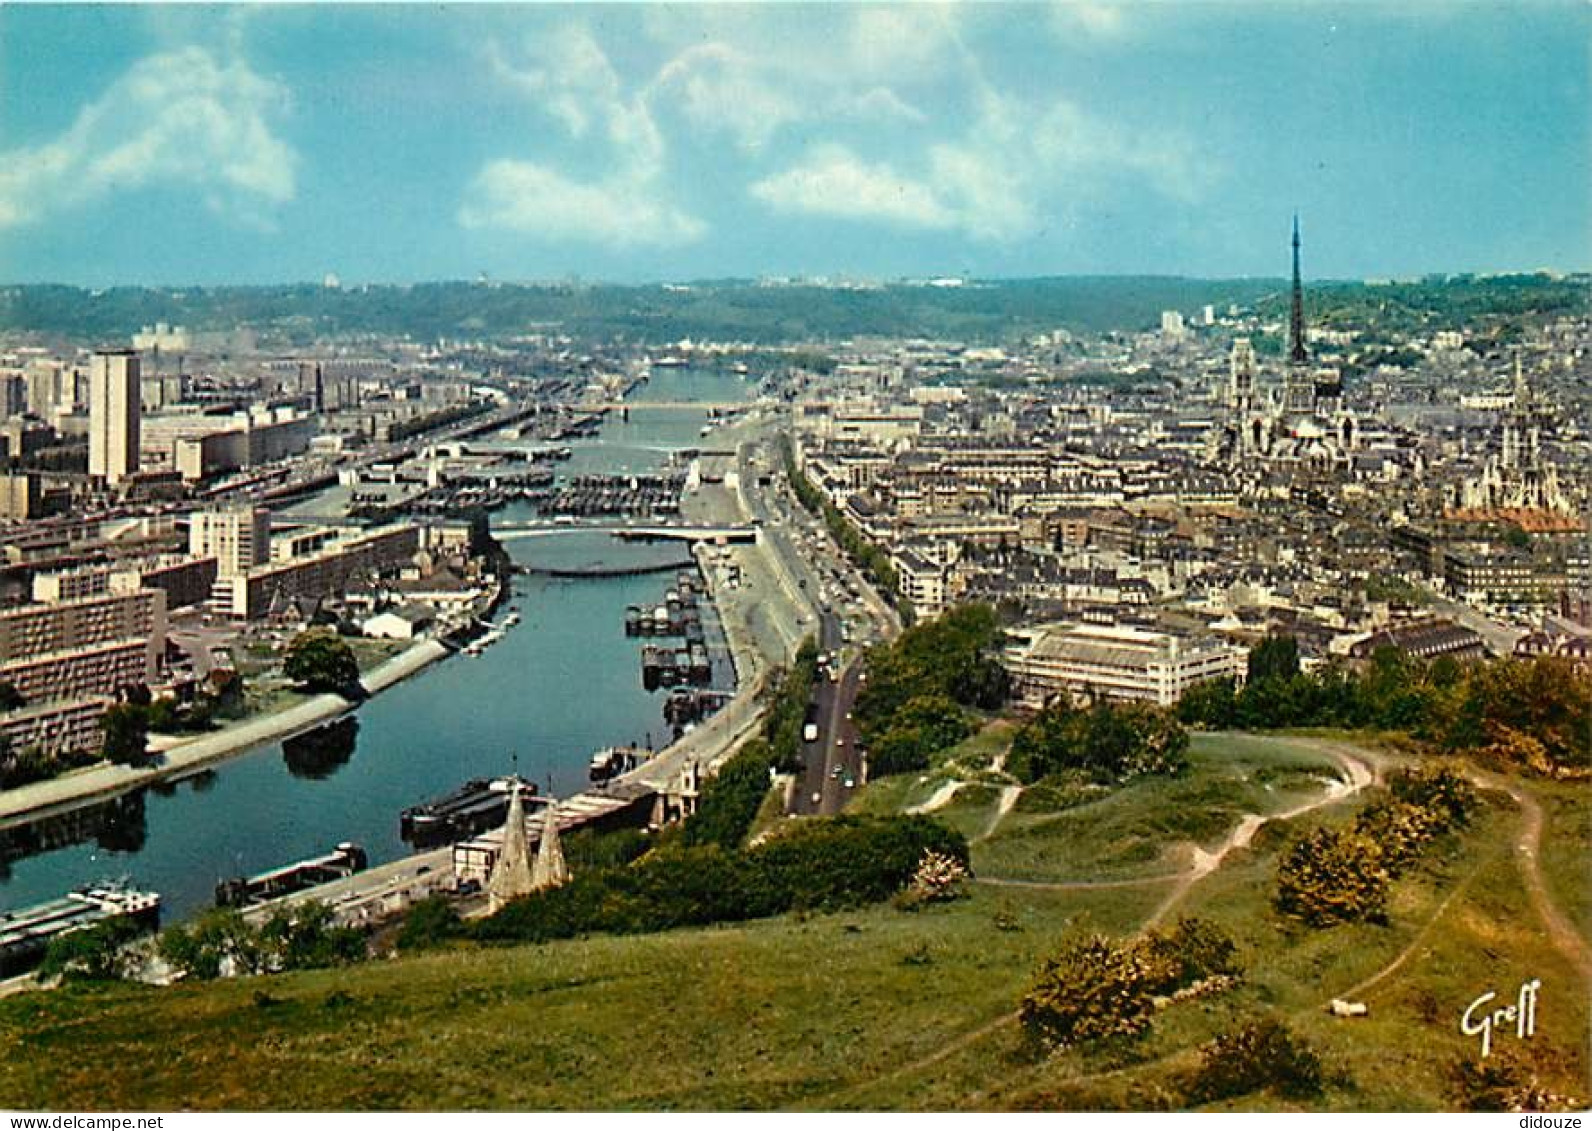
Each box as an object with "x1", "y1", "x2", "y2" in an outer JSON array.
[{"x1": 1178, "y1": 635, "x2": 1590, "y2": 777}]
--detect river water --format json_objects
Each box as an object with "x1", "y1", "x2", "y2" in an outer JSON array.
[{"x1": 0, "y1": 366, "x2": 752, "y2": 920}]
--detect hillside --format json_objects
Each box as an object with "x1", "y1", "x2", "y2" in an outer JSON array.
[{"x1": 0, "y1": 731, "x2": 1586, "y2": 1111}]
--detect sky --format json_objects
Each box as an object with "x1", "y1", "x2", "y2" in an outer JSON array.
[{"x1": 0, "y1": 2, "x2": 1587, "y2": 286}]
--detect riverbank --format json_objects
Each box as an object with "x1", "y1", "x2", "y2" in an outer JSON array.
[{"x1": 0, "y1": 638, "x2": 451, "y2": 829}]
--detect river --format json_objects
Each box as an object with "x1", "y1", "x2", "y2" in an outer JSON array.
[{"x1": 0, "y1": 366, "x2": 753, "y2": 921}]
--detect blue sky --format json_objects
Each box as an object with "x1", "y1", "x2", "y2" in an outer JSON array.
[{"x1": 0, "y1": 3, "x2": 1586, "y2": 285}]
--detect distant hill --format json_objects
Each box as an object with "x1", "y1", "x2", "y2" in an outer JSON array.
[{"x1": 0, "y1": 277, "x2": 1287, "y2": 346}]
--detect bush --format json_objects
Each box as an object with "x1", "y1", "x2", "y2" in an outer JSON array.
[
  {"x1": 677, "y1": 738, "x2": 778, "y2": 850},
  {"x1": 1353, "y1": 797, "x2": 1440, "y2": 875},
  {"x1": 1189, "y1": 1018, "x2": 1324, "y2": 1103},
  {"x1": 1274, "y1": 827, "x2": 1390, "y2": 926},
  {"x1": 893, "y1": 849, "x2": 970, "y2": 911},
  {"x1": 1448, "y1": 1044, "x2": 1586, "y2": 1112},
  {"x1": 476, "y1": 815, "x2": 967, "y2": 944},
  {"x1": 1140, "y1": 916, "x2": 1243, "y2": 992},
  {"x1": 38, "y1": 916, "x2": 146, "y2": 982},
  {"x1": 1020, "y1": 935, "x2": 1162, "y2": 1051},
  {"x1": 1021, "y1": 919, "x2": 1240, "y2": 1053},
  {"x1": 1008, "y1": 698, "x2": 1189, "y2": 785},
  {"x1": 1387, "y1": 762, "x2": 1477, "y2": 831},
  {"x1": 395, "y1": 897, "x2": 463, "y2": 952}
]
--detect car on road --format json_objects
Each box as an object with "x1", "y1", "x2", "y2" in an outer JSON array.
[{"x1": 811, "y1": 792, "x2": 822, "y2": 805}]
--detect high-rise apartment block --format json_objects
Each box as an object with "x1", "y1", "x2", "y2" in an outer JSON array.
[
  {"x1": 189, "y1": 506, "x2": 272, "y2": 578},
  {"x1": 89, "y1": 349, "x2": 142, "y2": 484}
]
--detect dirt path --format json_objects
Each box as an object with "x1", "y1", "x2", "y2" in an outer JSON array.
[
  {"x1": 1469, "y1": 770, "x2": 1592, "y2": 980},
  {"x1": 1144, "y1": 738, "x2": 1377, "y2": 928},
  {"x1": 974, "y1": 874, "x2": 1181, "y2": 892},
  {"x1": 977, "y1": 785, "x2": 1023, "y2": 842},
  {"x1": 820, "y1": 735, "x2": 1383, "y2": 1106},
  {"x1": 906, "y1": 779, "x2": 966, "y2": 814}
]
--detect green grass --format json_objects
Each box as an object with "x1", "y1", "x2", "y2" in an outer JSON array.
[
  {"x1": 1535, "y1": 779, "x2": 1592, "y2": 941},
  {"x1": 1, "y1": 732, "x2": 1585, "y2": 1112},
  {"x1": 970, "y1": 733, "x2": 1341, "y2": 883},
  {"x1": 849, "y1": 719, "x2": 1014, "y2": 819}
]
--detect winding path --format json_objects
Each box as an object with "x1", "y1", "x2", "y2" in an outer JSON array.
[
  {"x1": 820, "y1": 735, "x2": 1382, "y2": 1106},
  {"x1": 1469, "y1": 769, "x2": 1592, "y2": 980}
]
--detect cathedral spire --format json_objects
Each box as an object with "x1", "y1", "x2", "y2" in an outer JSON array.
[{"x1": 1289, "y1": 214, "x2": 1309, "y2": 365}]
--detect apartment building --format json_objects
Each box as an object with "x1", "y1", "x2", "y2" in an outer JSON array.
[
  {"x1": 211, "y1": 523, "x2": 421, "y2": 619},
  {"x1": 1003, "y1": 622, "x2": 1246, "y2": 708}
]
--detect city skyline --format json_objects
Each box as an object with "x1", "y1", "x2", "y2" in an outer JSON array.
[{"x1": 1, "y1": 3, "x2": 1588, "y2": 287}]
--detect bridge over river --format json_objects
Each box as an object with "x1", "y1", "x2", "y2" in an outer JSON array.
[{"x1": 492, "y1": 520, "x2": 759, "y2": 544}]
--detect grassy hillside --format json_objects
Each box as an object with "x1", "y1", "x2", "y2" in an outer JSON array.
[{"x1": 0, "y1": 731, "x2": 1585, "y2": 1111}]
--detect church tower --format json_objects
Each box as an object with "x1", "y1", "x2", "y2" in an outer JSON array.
[{"x1": 1282, "y1": 215, "x2": 1316, "y2": 415}]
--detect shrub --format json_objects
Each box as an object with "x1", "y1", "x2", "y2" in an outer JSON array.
[
  {"x1": 1189, "y1": 1018, "x2": 1324, "y2": 1103},
  {"x1": 1274, "y1": 827, "x2": 1390, "y2": 926},
  {"x1": 38, "y1": 916, "x2": 146, "y2": 982},
  {"x1": 1020, "y1": 934, "x2": 1162, "y2": 1051},
  {"x1": 475, "y1": 815, "x2": 967, "y2": 943},
  {"x1": 894, "y1": 849, "x2": 970, "y2": 911},
  {"x1": 1387, "y1": 762, "x2": 1477, "y2": 831},
  {"x1": 1448, "y1": 1044, "x2": 1585, "y2": 1112},
  {"x1": 396, "y1": 896, "x2": 463, "y2": 952},
  {"x1": 1140, "y1": 916, "x2": 1242, "y2": 991},
  {"x1": 1353, "y1": 797, "x2": 1441, "y2": 875}
]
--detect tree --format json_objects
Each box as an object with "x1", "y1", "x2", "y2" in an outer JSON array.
[
  {"x1": 157, "y1": 908, "x2": 265, "y2": 980},
  {"x1": 0, "y1": 679, "x2": 24, "y2": 712},
  {"x1": 258, "y1": 902, "x2": 366, "y2": 970},
  {"x1": 101, "y1": 703, "x2": 150, "y2": 765},
  {"x1": 1247, "y1": 635, "x2": 1301, "y2": 683},
  {"x1": 1008, "y1": 697, "x2": 1188, "y2": 785},
  {"x1": 283, "y1": 629, "x2": 361, "y2": 695},
  {"x1": 1178, "y1": 676, "x2": 1237, "y2": 729},
  {"x1": 38, "y1": 916, "x2": 146, "y2": 982}
]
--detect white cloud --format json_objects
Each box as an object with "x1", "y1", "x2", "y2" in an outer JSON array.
[
  {"x1": 0, "y1": 46, "x2": 295, "y2": 229},
  {"x1": 469, "y1": 27, "x2": 699, "y2": 246},
  {"x1": 652, "y1": 44, "x2": 801, "y2": 152},
  {"x1": 459, "y1": 159, "x2": 704, "y2": 247},
  {"x1": 750, "y1": 80, "x2": 1214, "y2": 243},
  {"x1": 843, "y1": 86, "x2": 927, "y2": 125},
  {"x1": 750, "y1": 145, "x2": 953, "y2": 230},
  {"x1": 1050, "y1": 2, "x2": 1131, "y2": 41}
]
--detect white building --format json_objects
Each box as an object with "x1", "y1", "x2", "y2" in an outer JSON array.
[
  {"x1": 88, "y1": 349, "x2": 141, "y2": 484},
  {"x1": 1003, "y1": 622, "x2": 1246, "y2": 708},
  {"x1": 190, "y1": 506, "x2": 271, "y2": 579}
]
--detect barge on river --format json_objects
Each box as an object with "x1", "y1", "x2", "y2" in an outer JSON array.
[
  {"x1": 214, "y1": 843, "x2": 368, "y2": 909},
  {"x1": 0, "y1": 883, "x2": 161, "y2": 978},
  {"x1": 400, "y1": 776, "x2": 538, "y2": 848}
]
